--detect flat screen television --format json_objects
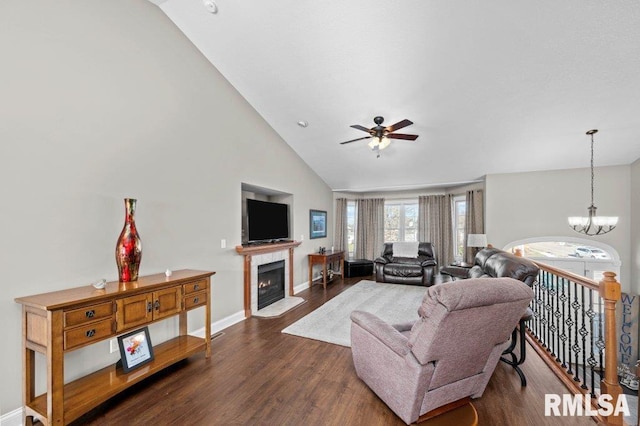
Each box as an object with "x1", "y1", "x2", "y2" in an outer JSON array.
[{"x1": 246, "y1": 199, "x2": 289, "y2": 243}]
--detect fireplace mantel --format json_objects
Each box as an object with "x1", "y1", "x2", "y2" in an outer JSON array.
[
  {"x1": 236, "y1": 241, "x2": 302, "y2": 317},
  {"x1": 235, "y1": 240, "x2": 301, "y2": 256}
]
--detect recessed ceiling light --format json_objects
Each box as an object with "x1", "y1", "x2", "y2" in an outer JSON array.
[
  {"x1": 203, "y1": 0, "x2": 218, "y2": 14},
  {"x1": 297, "y1": 121, "x2": 308, "y2": 128}
]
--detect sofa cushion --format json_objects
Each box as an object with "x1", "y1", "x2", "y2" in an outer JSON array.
[
  {"x1": 468, "y1": 266, "x2": 490, "y2": 279},
  {"x1": 384, "y1": 263, "x2": 423, "y2": 277},
  {"x1": 483, "y1": 252, "x2": 538, "y2": 285}
]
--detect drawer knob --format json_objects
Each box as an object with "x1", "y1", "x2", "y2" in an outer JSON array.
[
  {"x1": 85, "y1": 310, "x2": 95, "y2": 318},
  {"x1": 147, "y1": 302, "x2": 153, "y2": 313},
  {"x1": 194, "y1": 284, "x2": 200, "y2": 291},
  {"x1": 193, "y1": 297, "x2": 199, "y2": 304},
  {"x1": 154, "y1": 300, "x2": 160, "y2": 311},
  {"x1": 86, "y1": 329, "x2": 96, "y2": 338}
]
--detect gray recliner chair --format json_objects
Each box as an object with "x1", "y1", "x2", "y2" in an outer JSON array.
[{"x1": 350, "y1": 277, "x2": 533, "y2": 424}]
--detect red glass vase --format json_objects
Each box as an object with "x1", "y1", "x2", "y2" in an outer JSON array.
[{"x1": 115, "y1": 198, "x2": 142, "y2": 282}]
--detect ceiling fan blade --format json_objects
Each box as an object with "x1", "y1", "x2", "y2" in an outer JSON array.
[
  {"x1": 387, "y1": 133, "x2": 418, "y2": 140},
  {"x1": 340, "y1": 136, "x2": 372, "y2": 145},
  {"x1": 350, "y1": 124, "x2": 373, "y2": 133},
  {"x1": 385, "y1": 119, "x2": 413, "y2": 133}
]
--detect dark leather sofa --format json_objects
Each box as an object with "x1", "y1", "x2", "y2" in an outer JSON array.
[
  {"x1": 374, "y1": 242, "x2": 437, "y2": 286},
  {"x1": 445, "y1": 247, "x2": 539, "y2": 285}
]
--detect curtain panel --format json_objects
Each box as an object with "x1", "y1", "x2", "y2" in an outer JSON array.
[
  {"x1": 418, "y1": 194, "x2": 453, "y2": 267},
  {"x1": 355, "y1": 198, "x2": 384, "y2": 260},
  {"x1": 464, "y1": 189, "x2": 485, "y2": 263},
  {"x1": 334, "y1": 198, "x2": 348, "y2": 252}
]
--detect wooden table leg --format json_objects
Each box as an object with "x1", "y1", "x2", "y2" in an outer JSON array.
[
  {"x1": 322, "y1": 258, "x2": 327, "y2": 290},
  {"x1": 309, "y1": 257, "x2": 313, "y2": 288}
]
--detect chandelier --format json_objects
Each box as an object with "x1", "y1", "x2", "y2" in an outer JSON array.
[{"x1": 567, "y1": 129, "x2": 618, "y2": 236}]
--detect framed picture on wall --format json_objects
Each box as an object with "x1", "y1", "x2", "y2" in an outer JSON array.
[
  {"x1": 117, "y1": 326, "x2": 154, "y2": 373},
  {"x1": 309, "y1": 209, "x2": 327, "y2": 239}
]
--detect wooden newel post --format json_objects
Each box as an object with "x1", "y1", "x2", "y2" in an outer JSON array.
[{"x1": 598, "y1": 271, "x2": 623, "y2": 425}]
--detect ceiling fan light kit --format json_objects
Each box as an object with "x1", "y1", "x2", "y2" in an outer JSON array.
[{"x1": 340, "y1": 116, "x2": 418, "y2": 158}]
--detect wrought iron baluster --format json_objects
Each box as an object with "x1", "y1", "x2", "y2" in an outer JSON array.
[
  {"x1": 579, "y1": 285, "x2": 588, "y2": 389},
  {"x1": 548, "y1": 274, "x2": 557, "y2": 358},
  {"x1": 566, "y1": 279, "x2": 574, "y2": 375},
  {"x1": 596, "y1": 295, "x2": 605, "y2": 395},
  {"x1": 534, "y1": 271, "x2": 544, "y2": 345},
  {"x1": 571, "y1": 281, "x2": 581, "y2": 382},
  {"x1": 544, "y1": 272, "x2": 551, "y2": 351},
  {"x1": 586, "y1": 289, "x2": 598, "y2": 397},
  {"x1": 559, "y1": 277, "x2": 568, "y2": 368}
]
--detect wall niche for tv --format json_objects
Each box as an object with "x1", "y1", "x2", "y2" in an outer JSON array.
[{"x1": 241, "y1": 183, "x2": 293, "y2": 245}]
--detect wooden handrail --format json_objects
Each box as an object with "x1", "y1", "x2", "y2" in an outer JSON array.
[{"x1": 532, "y1": 260, "x2": 600, "y2": 292}]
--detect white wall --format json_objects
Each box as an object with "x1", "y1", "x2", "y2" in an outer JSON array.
[
  {"x1": 486, "y1": 166, "x2": 632, "y2": 291},
  {"x1": 631, "y1": 158, "x2": 640, "y2": 293},
  {"x1": 0, "y1": 0, "x2": 333, "y2": 414}
]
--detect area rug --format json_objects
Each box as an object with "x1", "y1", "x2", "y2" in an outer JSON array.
[{"x1": 281, "y1": 280, "x2": 426, "y2": 347}]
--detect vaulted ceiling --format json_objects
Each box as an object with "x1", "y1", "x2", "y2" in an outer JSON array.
[{"x1": 152, "y1": 0, "x2": 640, "y2": 192}]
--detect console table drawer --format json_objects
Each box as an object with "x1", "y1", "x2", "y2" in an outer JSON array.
[
  {"x1": 64, "y1": 302, "x2": 114, "y2": 328},
  {"x1": 183, "y1": 291, "x2": 207, "y2": 310},
  {"x1": 64, "y1": 318, "x2": 115, "y2": 351},
  {"x1": 183, "y1": 280, "x2": 207, "y2": 295}
]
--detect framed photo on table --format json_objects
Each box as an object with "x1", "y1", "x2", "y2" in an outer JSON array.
[
  {"x1": 309, "y1": 209, "x2": 327, "y2": 239},
  {"x1": 117, "y1": 326, "x2": 154, "y2": 373}
]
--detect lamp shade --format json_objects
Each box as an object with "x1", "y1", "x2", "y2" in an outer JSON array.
[{"x1": 467, "y1": 234, "x2": 487, "y2": 248}]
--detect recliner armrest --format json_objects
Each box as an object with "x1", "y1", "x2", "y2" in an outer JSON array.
[
  {"x1": 420, "y1": 259, "x2": 437, "y2": 267},
  {"x1": 374, "y1": 256, "x2": 389, "y2": 264},
  {"x1": 351, "y1": 310, "x2": 410, "y2": 357}
]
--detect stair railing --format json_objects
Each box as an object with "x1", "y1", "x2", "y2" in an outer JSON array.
[{"x1": 524, "y1": 257, "x2": 624, "y2": 425}]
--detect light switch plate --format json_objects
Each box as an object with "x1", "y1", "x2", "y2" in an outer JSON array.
[
  {"x1": 109, "y1": 338, "x2": 119, "y2": 354},
  {"x1": 221, "y1": 239, "x2": 226, "y2": 249}
]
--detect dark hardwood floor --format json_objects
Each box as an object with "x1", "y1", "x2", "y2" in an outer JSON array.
[{"x1": 72, "y1": 276, "x2": 594, "y2": 425}]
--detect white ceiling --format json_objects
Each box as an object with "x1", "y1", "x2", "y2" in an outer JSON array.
[{"x1": 154, "y1": 0, "x2": 640, "y2": 192}]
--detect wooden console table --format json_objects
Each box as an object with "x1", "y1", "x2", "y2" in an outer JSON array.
[
  {"x1": 15, "y1": 269, "x2": 214, "y2": 426},
  {"x1": 308, "y1": 250, "x2": 344, "y2": 290}
]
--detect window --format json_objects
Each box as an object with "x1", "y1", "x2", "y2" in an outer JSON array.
[
  {"x1": 384, "y1": 200, "x2": 418, "y2": 242},
  {"x1": 504, "y1": 238, "x2": 620, "y2": 282},
  {"x1": 453, "y1": 196, "x2": 466, "y2": 261},
  {"x1": 346, "y1": 201, "x2": 356, "y2": 258},
  {"x1": 511, "y1": 241, "x2": 611, "y2": 260}
]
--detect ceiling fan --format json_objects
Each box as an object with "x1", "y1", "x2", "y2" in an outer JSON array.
[{"x1": 340, "y1": 116, "x2": 418, "y2": 157}]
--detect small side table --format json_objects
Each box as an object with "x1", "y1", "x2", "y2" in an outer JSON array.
[{"x1": 308, "y1": 251, "x2": 344, "y2": 290}]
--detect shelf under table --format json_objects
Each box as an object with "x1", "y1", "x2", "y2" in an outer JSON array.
[{"x1": 28, "y1": 335, "x2": 205, "y2": 424}]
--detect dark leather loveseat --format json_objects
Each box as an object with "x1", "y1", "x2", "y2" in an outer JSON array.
[
  {"x1": 444, "y1": 247, "x2": 539, "y2": 285},
  {"x1": 374, "y1": 242, "x2": 437, "y2": 286}
]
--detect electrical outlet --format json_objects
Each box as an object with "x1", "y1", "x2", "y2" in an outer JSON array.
[
  {"x1": 300, "y1": 234, "x2": 304, "y2": 241},
  {"x1": 109, "y1": 338, "x2": 119, "y2": 354}
]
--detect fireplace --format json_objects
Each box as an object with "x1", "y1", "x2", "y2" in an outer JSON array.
[{"x1": 257, "y1": 260, "x2": 285, "y2": 310}]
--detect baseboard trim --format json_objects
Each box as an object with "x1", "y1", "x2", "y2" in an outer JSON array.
[
  {"x1": 189, "y1": 310, "x2": 245, "y2": 338},
  {"x1": 1, "y1": 407, "x2": 24, "y2": 426},
  {"x1": 293, "y1": 282, "x2": 309, "y2": 295}
]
